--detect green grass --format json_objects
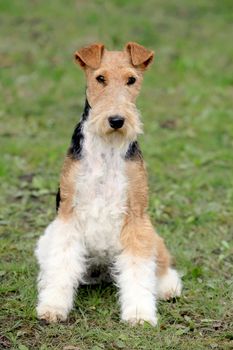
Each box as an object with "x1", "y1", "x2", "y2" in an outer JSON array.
[{"x1": 0, "y1": 0, "x2": 233, "y2": 349}]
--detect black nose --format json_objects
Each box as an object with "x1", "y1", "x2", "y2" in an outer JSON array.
[{"x1": 108, "y1": 115, "x2": 125, "y2": 129}]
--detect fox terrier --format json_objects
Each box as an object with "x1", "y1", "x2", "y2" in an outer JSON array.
[{"x1": 35, "y1": 42, "x2": 182, "y2": 325}]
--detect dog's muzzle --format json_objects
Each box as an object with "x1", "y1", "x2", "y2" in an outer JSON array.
[{"x1": 108, "y1": 115, "x2": 125, "y2": 130}]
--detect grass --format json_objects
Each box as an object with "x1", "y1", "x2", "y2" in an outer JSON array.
[{"x1": 0, "y1": 0, "x2": 233, "y2": 349}]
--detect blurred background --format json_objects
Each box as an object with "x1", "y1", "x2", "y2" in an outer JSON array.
[{"x1": 0, "y1": 1, "x2": 233, "y2": 349}]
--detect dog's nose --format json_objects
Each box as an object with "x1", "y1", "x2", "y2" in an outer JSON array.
[{"x1": 108, "y1": 115, "x2": 125, "y2": 129}]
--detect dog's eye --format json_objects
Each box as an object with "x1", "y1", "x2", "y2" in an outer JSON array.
[
  {"x1": 96, "y1": 75, "x2": 106, "y2": 84},
  {"x1": 127, "y1": 76, "x2": 136, "y2": 85}
]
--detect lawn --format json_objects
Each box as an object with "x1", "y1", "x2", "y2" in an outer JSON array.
[{"x1": 0, "y1": 0, "x2": 233, "y2": 349}]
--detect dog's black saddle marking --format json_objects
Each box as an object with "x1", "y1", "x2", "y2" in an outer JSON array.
[
  {"x1": 125, "y1": 141, "x2": 142, "y2": 160},
  {"x1": 68, "y1": 122, "x2": 84, "y2": 160},
  {"x1": 68, "y1": 98, "x2": 91, "y2": 160},
  {"x1": 56, "y1": 187, "x2": 61, "y2": 212}
]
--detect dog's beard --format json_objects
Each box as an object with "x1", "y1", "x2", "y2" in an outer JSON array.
[{"x1": 86, "y1": 104, "x2": 143, "y2": 147}]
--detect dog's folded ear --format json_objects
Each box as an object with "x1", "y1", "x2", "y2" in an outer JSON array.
[
  {"x1": 74, "y1": 43, "x2": 105, "y2": 69},
  {"x1": 126, "y1": 42, "x2": 154, "y2": 69}
]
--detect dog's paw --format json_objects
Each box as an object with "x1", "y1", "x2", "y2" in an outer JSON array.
[
  {"x1": 122, "y1": 311, "x2": 157, "y2": 326},
  {"x1": 36, "y1": 304, "x2": 67, "y2": 323},
  {"x1": 157, "y1": 268, "x2": 182, "y2": 300}
]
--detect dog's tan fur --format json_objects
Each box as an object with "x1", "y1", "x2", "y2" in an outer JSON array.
[
  {"x1": 57, "y1": 155, "x2": 79, "y2": 220},
  {"x1": 121, "y1": 157, "x2": 171, "y2": 275}
]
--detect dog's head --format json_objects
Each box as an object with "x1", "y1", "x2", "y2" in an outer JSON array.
[{"x1": 74, "y1": 42, "x2": 154, "y2": 144}]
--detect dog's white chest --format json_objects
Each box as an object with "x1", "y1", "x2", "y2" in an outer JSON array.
[{"x1": 75, "y1": 135, "x2": 128, "y2": 259}]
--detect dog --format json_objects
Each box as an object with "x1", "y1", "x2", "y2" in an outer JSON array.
[{"x1": 35, "y1": 42, "x2": 182, "y2": 325}]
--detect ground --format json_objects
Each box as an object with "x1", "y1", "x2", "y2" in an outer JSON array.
[{"x1": 0, "y1": 0, "x2": 233, "y2": 349}]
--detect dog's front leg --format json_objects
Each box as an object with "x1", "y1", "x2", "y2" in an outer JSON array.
[
  {"x1": 114, "y1": 253, "x2": 157, "y2": 326},
  {"x1": 35, "y1": 218, "x2": 86, "y2": 323}
]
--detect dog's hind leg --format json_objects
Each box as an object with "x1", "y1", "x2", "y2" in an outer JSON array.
[
  {"x1": 156, "y1": 267, "x2": 182, "y2": 301},
  {"x1": 35, "y1": 218, "x2": 86, "y2": 323}
]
